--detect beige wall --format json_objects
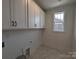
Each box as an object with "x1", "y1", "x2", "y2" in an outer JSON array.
[{"x1": 43, "y1": 3, "x2": 76, "y2": 52}]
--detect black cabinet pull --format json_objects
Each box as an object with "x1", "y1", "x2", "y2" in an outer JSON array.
[
  {"x1": 15, "y1": 21, "x2": 17, "y2": 27},
  {"x1": 11, "y1": 21, "x2": 14, "y2": 26},
  {"x1": 11, "y1": 20, "x2": 17, "y2": 27}
]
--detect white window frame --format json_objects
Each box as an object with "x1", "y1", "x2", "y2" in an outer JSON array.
[{"x1": 53, "y1": 11, "x2": 64, "y2": 32}]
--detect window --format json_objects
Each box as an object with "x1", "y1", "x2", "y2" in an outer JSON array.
[{"x1": 53, "y1": 11, "x2": 64, "y2": 32}]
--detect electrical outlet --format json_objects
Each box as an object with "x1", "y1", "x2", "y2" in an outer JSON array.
[{"x1": 29, "y1": 41, "x2": 32, "y2": 43}]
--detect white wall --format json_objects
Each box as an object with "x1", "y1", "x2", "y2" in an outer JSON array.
[
  {"x1": 42, "y1": 3, "x2": 76, "y2": 52},
  {"x1": 2, "y1": 30, "x2": 43, "y2": 59}
]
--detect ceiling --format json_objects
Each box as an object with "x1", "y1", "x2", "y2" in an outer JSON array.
[{"x1": 34, "y1": 0, "x2": 76, "y2": 10}]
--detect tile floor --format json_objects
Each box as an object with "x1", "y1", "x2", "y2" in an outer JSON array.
[{"x1": 29, "y1": 45, "x2": 76, "y2": 59}]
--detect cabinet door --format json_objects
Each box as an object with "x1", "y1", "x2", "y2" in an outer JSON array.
[
  {"x1": 2, "y1": 0, "x2": 10, "y2": 30},
  {"x1": 28, "y1": 0, "x2": 35, "y2": 28},
  {"x1": 14, "y1": 0, "x2": 26, "y2": 29},
  {"x1": 10, "y1": 0, "x2": 26, "y2": 29},
  {"x1": 34, "y1": 2, "x2": 41, "y2": 28},
  {"x1": 40, "y1": 9, "x2": 45, "y2": 28},
  {"x1": 28, "y1": 0, "x2": 46, "y2": 29}
]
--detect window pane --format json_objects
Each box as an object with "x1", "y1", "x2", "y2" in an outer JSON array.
[
  {"x1": 60, "y1": 13, "x2": 64, "y2": 21},
  {"x1": 54, "y1": 23, "x2": 64, "y2": 32},
  {"x1": 53, "y1": 11, "x2": 64, "y2": 32},
  {"x1": 57, "y1": 13, "x2": 61, "y2": 20},
  {"x1": 55, "y1": 14, "x2": 58, "y2": 19}
]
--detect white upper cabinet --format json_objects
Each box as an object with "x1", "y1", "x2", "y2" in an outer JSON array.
[
  {"x1": 2, "y1": 0, "x2": 27, "y2": 30},
  {"x1": 2, "y1": 0, "x2": 10, "y2": 30},
  {"x1": 28, "y1": 0, "x2": 35, "y2": 28},
  {"x1": 34, "y1": 2, "x2": 41, "y2": 28},
  {"x1": 10, "y1": 0, "x2": 27, "y2": 29},
  {"x1": 28, "y1": 0, "x2": 45, "y2": 28},
  {"x1": 40, "y1": 8, "x2": 46, "y2": 28},
  {"x1": 2, "y1": 0, "x2": 45, "y2": 30},
  {"x1": 28, "y1": 0, "x2": 41, "y2": 28}
]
